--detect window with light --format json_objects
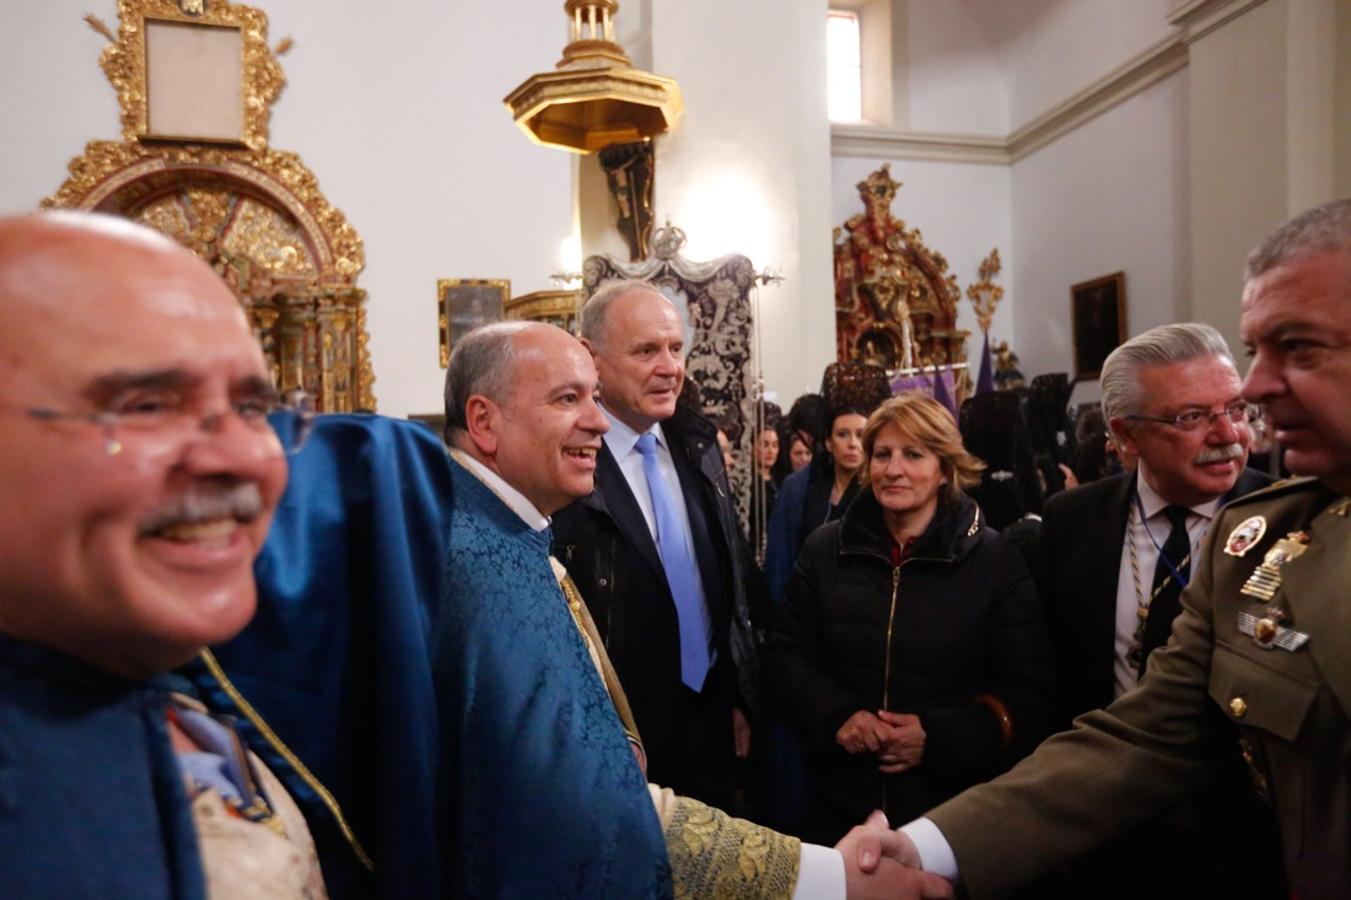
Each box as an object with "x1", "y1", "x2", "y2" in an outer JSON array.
[{"x1": 827, "y1": 10, "x2": 862, "y2": 123}]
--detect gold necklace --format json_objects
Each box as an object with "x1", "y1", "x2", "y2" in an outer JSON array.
[{"x1": 1125, "y1": 503, "x2": 1193, "y2": 670}]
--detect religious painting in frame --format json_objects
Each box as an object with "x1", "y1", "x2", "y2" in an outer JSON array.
[
  {"x1": 438, "y1": 278, "x2": 510, "y2": 367},
  {"x1": 1070, "y1": 272, "x2": 1127, "y2": 380}
]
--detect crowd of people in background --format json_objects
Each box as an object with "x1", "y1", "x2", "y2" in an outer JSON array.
[{"x1": 748, "y1": 363, "x2": 1143, "y2": 565}]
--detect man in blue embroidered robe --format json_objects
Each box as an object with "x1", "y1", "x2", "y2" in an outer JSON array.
[
  {"x1": 436, "y1": 321, "x2": 671, "y2": 897},
  {"x1": 438, "y1": 321, "x2": 955, "y2": 900}
]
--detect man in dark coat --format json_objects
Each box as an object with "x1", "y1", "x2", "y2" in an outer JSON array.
[
  {"x1": 1043, "y1": 323, "x2": 1270, "y2": 722},
  {"x1": 1036, "y1": 322, "x2": 1280, "y2": 897},
  {"x1": 552, "y1": 279, "x2": 760, "y2": 809}
]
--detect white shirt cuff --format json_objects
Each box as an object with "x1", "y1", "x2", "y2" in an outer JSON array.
[
  {"x1": 899, "y1": 817, "x2": 961, "y2": 883},
  {"x1": 791, "y1": 842, "x2": 845, "y2": 900}
]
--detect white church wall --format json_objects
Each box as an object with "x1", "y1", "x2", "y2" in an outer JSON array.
[
  {"x1": 651, "y1": 0, "x2": 835, "y2": 408},
  {"x1": 1185, "y1": 0, "x2": 1288, "y2": 360},
  {"x1": 903, "y1": 0, "x2": 1008, "y2": 135},
  {"x1": 0, "y1": 0, "x2": 576, "y2": 419},
  {"x1": 1339, "y1": 0, "x2": 1351, "y2": 198},
  {"x1": 1009, "y1": 68, "x2": 1189, "y2": 402},
  {"x1": 0, "y1": 4, "x2": 123, "y2": 210},
  {"x1": 962, "y1": 0, "x2": 1177, "y2": 130},
  {"x1": 3, "y1": 1, "x2": 1227, "y2": 421},
  {"x1": 830, "y1": 156, "x2": 1014, "y2": 384},
  {"x1": 1, "y1": 0, "x2": 840, "y2": 418}
]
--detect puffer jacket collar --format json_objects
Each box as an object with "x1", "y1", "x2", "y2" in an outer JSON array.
[{"x1": 837, "y1": 487, "x2": 983, "y2": 566}]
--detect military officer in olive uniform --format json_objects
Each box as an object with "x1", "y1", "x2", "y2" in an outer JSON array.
[{"x1": 878, "y1": 199, "x2": 1351, "y2": 899}]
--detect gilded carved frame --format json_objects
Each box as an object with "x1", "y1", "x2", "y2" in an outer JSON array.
[
  {"x1": 44, "y1": 141, "x2": 365, "y2": 281},
  {"x1": 438, "y1": 279, "x2": 510, "y2": 367},
  {"x1": 504, "y1": 289, "x2": 582, "y2": 335},
  {"x1": 46, "y1": 0, "x2": 374, "y2": 410},
  {"x1": 100, "y1": 0, "x2": 284, "y2": 151},
  {"x1": 44, "y1": 142, "x2": 374, "y2": 411}
]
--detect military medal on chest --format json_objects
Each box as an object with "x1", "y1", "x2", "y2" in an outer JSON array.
[
  {"x1": 1237, "y1": 606, "x2": 1310, "y2": 651},
  {"x1": 1235, "y1": 530, "x2": 1313, "y2": 651},
  {"x1": 1239, "y1": 531, "x2": 1310, "y2": 601}
]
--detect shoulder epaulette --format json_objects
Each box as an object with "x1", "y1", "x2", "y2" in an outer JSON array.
[{"x1": 1223, "y1": 475, "x2": 1320, "y2": 509}]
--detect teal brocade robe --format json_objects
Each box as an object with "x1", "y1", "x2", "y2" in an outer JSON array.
[{"x1": 437, "y1": 458, "x2": 672, "y2": 898}]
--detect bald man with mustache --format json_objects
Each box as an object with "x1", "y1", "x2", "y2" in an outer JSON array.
[{"x1": 0, "y1": 211, "x2": 350, "y2": 897}]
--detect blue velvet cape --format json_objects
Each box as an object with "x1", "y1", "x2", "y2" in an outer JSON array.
[
  {"x1": 437, "y1": 459, "x2": 672, "y2": 898},
  {"x1": 194, "y1": 414, "x2": 671, "y2": 897},
  {"x1": 190, "y1": 413, "x2": 455, "y2": 898},
  {"x1": 0, "y1": 636, "x2": 210, "y2": 899},
  {"x1": 1, "y1": 415, "x2": 454, "y2": 899}
]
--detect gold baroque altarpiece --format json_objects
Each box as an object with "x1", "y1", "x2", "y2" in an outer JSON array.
[
  {"x1": 45, "y1": 0, "x2": 374, "y2": 412},
  {"x1": 834, "y1": 164, "x2": 971, "y2": 398}
]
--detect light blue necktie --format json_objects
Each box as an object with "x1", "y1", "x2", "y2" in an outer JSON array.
[{"x1": 635, "y1": 431, "x2": 711, "y2": 692}]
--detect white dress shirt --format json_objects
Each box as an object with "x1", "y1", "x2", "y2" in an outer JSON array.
[
  {"x1": 600, "y1": 406, "x2": 714, "y2": 655},
  {"x1": 1111, "y1": 463, "x2": 1221, "y2": 698},
  {"x1": 452, "y1": 449, "x2": 550, "y2": 532}
]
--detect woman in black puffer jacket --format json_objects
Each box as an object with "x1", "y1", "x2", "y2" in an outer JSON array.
[{"x1": 763, "y1": 393, "x2": 1056, "y2": 844}]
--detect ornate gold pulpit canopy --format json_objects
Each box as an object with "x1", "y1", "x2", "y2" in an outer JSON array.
[
  {"x1": 504, "y1": 0, "x2": 683, "y2": 154},
  {"x1": 44, "y1": 0, "x2": 374, "y2": 412}
]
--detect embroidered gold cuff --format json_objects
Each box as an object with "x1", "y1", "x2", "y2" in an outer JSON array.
[{"x1": 664, "y1": 796, "x2": 801, "y2": 899}]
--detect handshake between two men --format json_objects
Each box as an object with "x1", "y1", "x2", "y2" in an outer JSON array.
[{"x1": 838, "y1": 812, "x2": 952, "y2": 899}]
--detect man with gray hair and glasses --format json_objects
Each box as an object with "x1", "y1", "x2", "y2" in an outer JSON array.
[
  {"x1": 1044, "y1": 323, "x2": 1271, "y2": 721},
  {"x1": 873, "y1": 198, "x2": 1351, "y2": 899},
  {"x1": 1034, "y1": 323, "x2": 1277, "y2": 897}
]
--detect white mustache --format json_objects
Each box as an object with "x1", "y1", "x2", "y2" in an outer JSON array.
[
  {"x1": 139, "y1": 482, "x2": 264, "y2": 534},
  {"x1": 1195, "y1": 444, "x2": 1244, "y2": 465}
]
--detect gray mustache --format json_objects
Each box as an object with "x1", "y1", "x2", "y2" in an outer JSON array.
[
  {"x1": 1195, "y1": 443, "x2": 1244, "y2": 465},
  {"x1": 139, "y1": 482, "x2": 264, "y2": 534}
]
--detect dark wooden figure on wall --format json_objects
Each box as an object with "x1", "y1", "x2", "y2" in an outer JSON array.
[
  {"x1": 1071, "y1": 271, "x2": 1127, "y2": 379},
  {"x1": 599, "y1": 140, "x2": 656, "y2": 262}
]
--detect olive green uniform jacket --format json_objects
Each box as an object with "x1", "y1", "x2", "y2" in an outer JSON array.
[{"x1": 927, "y1": 478, "x2": 1350, "y2": 899}]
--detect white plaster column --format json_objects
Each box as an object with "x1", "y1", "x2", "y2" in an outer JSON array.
[
  {"x1": 647, "y1": 0, "x2": 835, "y2": 404},
  {"x1": 1286, "y1": 0, "x2": 1338, "y2": 212}
]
